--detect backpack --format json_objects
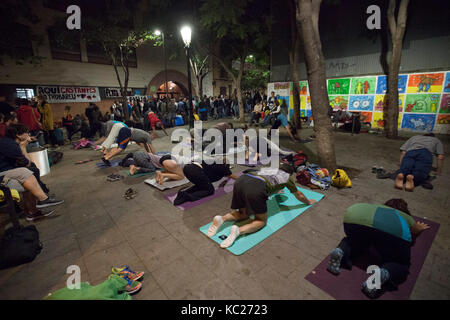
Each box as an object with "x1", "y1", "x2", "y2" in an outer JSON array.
[
  {"x1": 48, "y1": 151, "x2": 64, "y2": 166},
  {"x1": 293, "y1": 151, "x2": 308, "y2": 167},
  {"x1": 296, "y1": 170, "x2": 311, "y2": 186},
  {"x1": 0, "y1": 225, "x2": 43, "y2": 270}
]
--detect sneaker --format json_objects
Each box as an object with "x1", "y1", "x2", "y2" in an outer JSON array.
[
  {"x1": 36, "y1": 197, "x2": 64, "y2": 209},
  {"x1": 26, "y1": 209, "x2": 55, "y2": 221},
  {"x1": 112, "y1": 265, "x2": 145, "y2": 281},
  {"x1": 111, "y1": 274, "x2": 142, "y2": 295},
  {"x1": 327, "y1": 248, "x2": 344, "y2": 275},
  {"x1": 124, "y1": 188, "x2": 137, "y2": 200}
]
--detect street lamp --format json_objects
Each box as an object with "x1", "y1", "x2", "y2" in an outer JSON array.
[
  {"x1": 180, "y1": 26, "x2": 193, "y2": 129},
  {"x1": 155, "y1": 29, "x2": 169, "y2": 100}
]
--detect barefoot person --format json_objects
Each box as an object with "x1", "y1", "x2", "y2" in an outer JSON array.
[
  {"x1": 395, "y1": 133, "x2": 444, "y2": 191},
  {"x1": 128, "y1": 151, "x2": 188, "y2": 183},
  {"x1": 207, "y1": 164, "x2": 316, "y2": 248},
  {"x1": 326, "y1": 199, "x2": 430, "y2": 299}
]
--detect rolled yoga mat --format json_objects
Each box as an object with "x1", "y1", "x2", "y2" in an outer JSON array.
[
  {"x1": 199, "y1": 187, "x2": 325, "y2": 255},
  {"x1": 304, "y1": 216, "x2": 440, "y2": 300},
  {"x1": 96, "y1": 159, "x2": 121, "y2": 168},
  {"x1": 163, "y1": 174, "x2": 242, "y2": 210}
]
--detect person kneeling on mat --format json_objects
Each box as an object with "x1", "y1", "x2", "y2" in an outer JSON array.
[
  {"x1": 128, "y1": 151, "x2": 188, "y2": 183},
  {"x1": 207, "y1": 164, "x2": 316, "y2": 248},
  {"x1": 173, "y1": 160, "x2": 239, "y2": 206},
  {"x1": 326, "y1": 199, "x2": 430, "y2": 299},
  {"x1": 102, "y1": 124, "x2": 155, "y2": 166}
]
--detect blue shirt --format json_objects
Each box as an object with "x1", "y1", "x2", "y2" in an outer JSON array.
[{"x1": 0, "y1": 137, "x2": 30, "y2": 173}]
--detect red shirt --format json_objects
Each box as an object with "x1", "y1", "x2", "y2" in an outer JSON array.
[
  {"x1": 17, "y1": 105, "x2": 41, "y2": 131},
  {"x1": 0, "y1": 123, "x2": 6, "y2": 137}
]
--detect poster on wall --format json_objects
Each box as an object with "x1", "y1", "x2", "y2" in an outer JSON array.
[
  {"x1": 372, "y1": 112, "x2": 403, "y2": 129},
  {"x1": 439, "y1": 94, "x2": 450, "y2": 113},
  {"x1": 406, "y1": 73, "x2": 444, "y2": 93},
  {"x1": 401, "y1": 114, "x2": 436, "y2": 132},
  {"x1": 404, "y1": 94, "x2": 440, "y2": 113},
  {"x1": 374, "y1": 94, "x2": 404, "y2": 112},
  {"x1": 104, "y1": 87, "x2": 134, "y2": 98},
  {"x1": 443, "y1": 72, "x2": 450, "y2": 93},
  {"x1": 350, "y1": 77, "x2": 377, "y2": 95},
  {"x1": 329, "y1": 95, "x2": 349, "y2": 110},
  {"x1": 273, "y1": 82, "x2": 290, "y2": 97},
  {"x1": 376, "y1": 75, "x2": 408, "y2": 94},
  {"x1": 300, "y1": 96, "x2": 311, "y2": 110},
  {"x1": 37, "y1": 86, "x2": 100, "y2": 103},
  {"x1": 299, "y1": 81, "x2": 309, "y2": 95},
  {"x1": 327, "y1": 78, "x2": 350, "y2": 95},
  {"x1": 348, "y1": 95, "x2": 374, "y2": 111},
  {"x1": 434, "y1": 115, "x2": 450, "y2": 134}
]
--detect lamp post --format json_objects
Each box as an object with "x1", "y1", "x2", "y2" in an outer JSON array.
[
  {"x1": 180, "y1": 26, "x2": 193, "y2": 129},
  {"x1": 155, "y1": 30, "x2": 169, "y2": 99}
]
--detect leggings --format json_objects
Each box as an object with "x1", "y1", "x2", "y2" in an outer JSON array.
[
  {"x1": 132, "y1": 151, "x2": 156, "y2": 173},
  {"x1": 399, "y1": 148, "x2": 432, "y2": 186},
  {"x1": 338, "y1": 223, "x2": 411, "y2": 285},
  {"x1": 101, "y1": 123, "x2": 126, "y2": 149},
  {"x1": 179, "y1": 164, "x2": 215, "y2": 202}
]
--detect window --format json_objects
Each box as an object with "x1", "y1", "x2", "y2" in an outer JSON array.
[
  {"x1": 15, "y1": 88, "x2": 35, "y2": 99},
  {"x1": 48, "y1": 27, "x2": 81, "y2": 62},
  {"x1": 5, "y1": 24, "x2": 34, "y2": 60}
]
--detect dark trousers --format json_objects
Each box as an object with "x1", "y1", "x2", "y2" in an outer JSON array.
[
  {"x1": 338, "y1": 223, "x2": 411, "y2": 285},
  {"x1": 89, "y1": 121, "x2": 102, "y2": 139},
  {"x1": 176, "y1": 164, "x2": 214, "y2": 204},
  {"x1": 249, "y1": 112, "x2": 260, "y2": 124},
  {"x1": 200, "y1": 111, "x2": 208, "y2": 121},
  {"x1": 44, "y1": 130, "x2": 57, "y2": 147},
  {"x1": 399, "y1": 148, "x2": 432, "y2": 186}
]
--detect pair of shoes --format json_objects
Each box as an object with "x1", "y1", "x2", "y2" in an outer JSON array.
[
  {"x1": 109, "y1": 269, "x2": 143, "y2": 295},
  {"x1": 36, "y1": 197, "x2": 64, "y2": 209},
  {"x1": 25, "y1": 209, "x2": 55, "y2": 221},
  {"x1": 107, "y1": 174, "x2": 124, "y2": 182},
  {"x1": 124, "y1": 188, "x2": 137, "y2": 200},
  {"x1": 371, "y1": 166, "x2": 384, "y2": 174},
  {"x1": 112, "y1": 265, "x2": 145, "y2": 283}
]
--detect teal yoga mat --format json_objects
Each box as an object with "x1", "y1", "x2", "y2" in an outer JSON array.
[{"x1": 199, "y1": 187, "x2": 324, "y2": 255}]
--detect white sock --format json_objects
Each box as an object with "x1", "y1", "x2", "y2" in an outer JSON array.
[
  {"x1": 207, "y1": 216, "x2": 223, "y2": 238},
  {"x1": 220, "y1": 225, "x2": 240, "y2": 248}
]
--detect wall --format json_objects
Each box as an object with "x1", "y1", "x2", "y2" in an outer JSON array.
[{"x1": 267, "y1": 70, "x2": 450, "y2": 134}]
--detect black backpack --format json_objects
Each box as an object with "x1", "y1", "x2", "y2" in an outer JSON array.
[{"x1": 0, "y1": 225, "x2": 43, "y2": 270}]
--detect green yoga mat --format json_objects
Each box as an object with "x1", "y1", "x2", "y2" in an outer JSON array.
[
  {"x1": 199, "y1": 187, "x2": 324, "y2": 255},
  {"x1": 125, "y1": 168, "x2": 163, "y2": 177}
]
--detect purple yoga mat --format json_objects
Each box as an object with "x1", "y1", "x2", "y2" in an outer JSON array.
[
  {"x1": 163, "y1": 176, "x2": 238, "y2": 211},
  {"x1": 305, "y1": 216, "x2": 440, "y2": 300}
]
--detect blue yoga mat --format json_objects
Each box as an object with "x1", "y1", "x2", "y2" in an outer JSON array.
[
  {"x1": 199, "y1": 187, "x2": 324, "y2": 255},
  {"x1": 96, "y1": 159, "x2": 121, "y2": 168}
]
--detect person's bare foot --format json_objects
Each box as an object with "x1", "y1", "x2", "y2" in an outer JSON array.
[
  {"x1": 129, "y1": 165, "x2": 138, "y2": 176},
  {"x1": 156, "y1": 171, "x2": 164, "y2": 184},
  {"x1": 395, "y1": 173, "x2": 404, "y2": 190},
  {"x1": 405, "y1": 175, "x2": 415, "y2": 192}
]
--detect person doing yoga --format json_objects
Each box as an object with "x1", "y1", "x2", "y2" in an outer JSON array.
[
  {"x1": 326, "y1": 199, "x2": 430, "y2": 299},
  {"x1": 173, "y1": 160, "x2": 239, "y2": 206},
  {"x1": 127, "y1": 151, "x2": 189, "y2": 183},
  {"x1": 207, "y1": 164, "x2": 316, "y2": 248},
  {"x1": 244, "y1": 133, "x2": 296, "y2": 162}
]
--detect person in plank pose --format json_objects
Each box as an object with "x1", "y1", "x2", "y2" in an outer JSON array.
[{"x1": 207, "y1": 163, "x2": 316, "y2": 248}]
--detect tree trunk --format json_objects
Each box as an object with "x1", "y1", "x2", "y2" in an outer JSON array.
[
  {"x1": 288, "y1": 0, "x2": 302, "y2": 129},
  {"x1": 236, "y1": 77, "x2": 245, "y2": 123},
  {"x1": 385, "y1": 0, "x2": 409, "y2": 139},
  {"x1": 296, "y1": 0, "x2": 336, "y2": 172}
]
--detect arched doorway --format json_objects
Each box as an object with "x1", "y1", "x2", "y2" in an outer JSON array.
[{"x1": 147, "y1": 69, "x2": 195, "y2": 99}]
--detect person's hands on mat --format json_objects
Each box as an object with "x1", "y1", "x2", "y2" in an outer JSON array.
[
  {"x1": 412, "y1": 221, "x2": 430, "y2": 234},
  {"x1": 308, "y1": 199, "x2": 317, "y2": 205}
]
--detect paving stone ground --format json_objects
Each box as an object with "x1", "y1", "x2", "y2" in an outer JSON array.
[{"x1": 0, "y1": 119, "x2": 449, "y2": 300}]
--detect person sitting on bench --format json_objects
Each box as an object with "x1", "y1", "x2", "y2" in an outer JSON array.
[
  {"x1": 395, "y1": 133, "x2": 444, "y2": 191},
  {"x1": 207, "y1": 164, "x2": 315, "y2": 248},
  {"x1": 102, "y1": 124, "x2": 156, "y2": 166},
  {"x1": 326, "y1": 199, "x2": 430, "y2": 299},
  {"x1": 127, "y1": 151, "x2": 188, "y2": 183},
  {"x1": 173, "y1": 160, "x2": 238, "y2": 205}
]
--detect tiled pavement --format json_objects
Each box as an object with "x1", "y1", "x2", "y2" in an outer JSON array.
[{"x1": 0, "y1": 120, "x2": 449, "y2": 300}]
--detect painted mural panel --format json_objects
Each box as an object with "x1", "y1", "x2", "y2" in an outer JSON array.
[
  {"x1": 376, "y1": 75, "x2": 408, "y2": 94},
  {"x1": 299, "y1": 81, "x2": 309, "y2": 95},
  {"x1": 372, "y1": 112, "x2": 403, "y2": 129},
  {"x1": 300, "y1": 96, "x2": 311, "y2": 110},
  {"x1": 439, "y1": 94, "x2": 450, "y2": 114},
  {"x1": 327, "y1": 78, "x2": 350, "y2": 95},
  {"x1": 374, "y1": 94, "x2": 404, "y2": 112},
  {"x1": 404, "y1": 94, "x2": 440, "y2": 113},
  {"x1": 350, "y1": 77, "x2": 377, "y2": 95},
  {"x1": 300, "y1": 109, "x2": 312, "y2": 118},
  {"x1": 401, "y1": 114, "x2": 436, "y2": 132},
  {"x1": 406, "y1": 73, "x2": 444, "y2": 93},
  {"x1": 444, "y1": 72, "x2": 450, "y2": 93},
  {"x1": 348, "y1": 95, "x2": 375, "y2": 111},
  {"x1": 273, "y1": 82, "x2": 290, "y2": 97},
  {"x1": 329, "y1": 95, "x2": 349, "y2": 110},
  {"x1": 359, "y1": 112, "x2": 372, "y2": 123},
  {"x1": 434, "y1": 115, "x2": 450, "y2": 134}
]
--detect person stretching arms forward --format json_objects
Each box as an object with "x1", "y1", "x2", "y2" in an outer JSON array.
[{"x1": 207, "y1": 164, "x2": 316, "y2": 248}]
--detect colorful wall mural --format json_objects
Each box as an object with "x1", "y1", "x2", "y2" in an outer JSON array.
[{"x1": 270, "y1": 71, "x2": 450, "y2": 133}]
